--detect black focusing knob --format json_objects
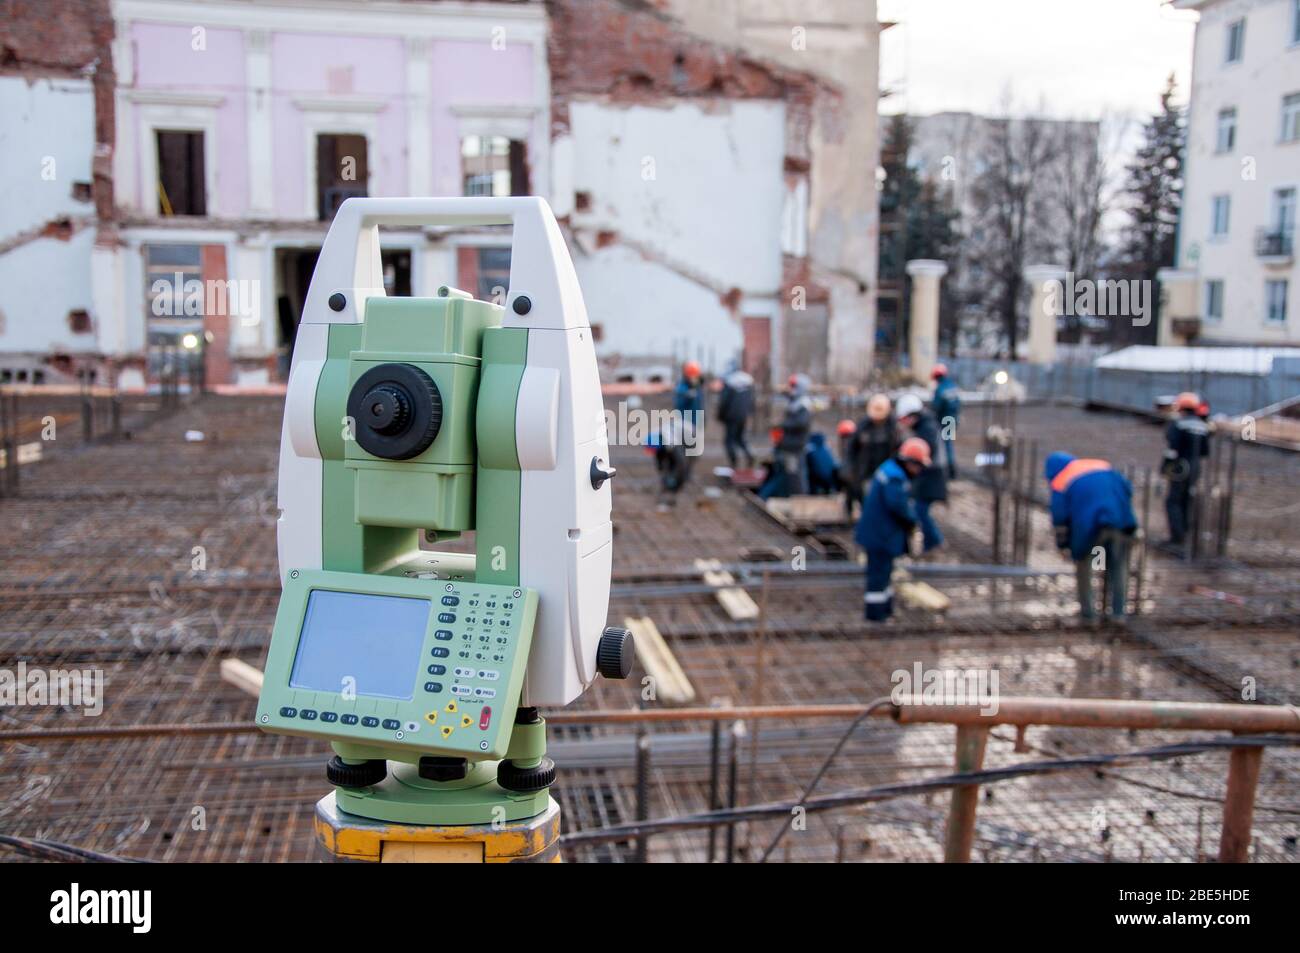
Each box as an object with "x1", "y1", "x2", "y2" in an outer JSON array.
[
  {"x1": 596, "y1": 626, "x2": 634, "y2": 679},
  {"x1": 362, "y1": 384, "x2": 411, "y2": 435},
  {"x1": 346, "y1": 363, "x2": 442, "y2": 460}
]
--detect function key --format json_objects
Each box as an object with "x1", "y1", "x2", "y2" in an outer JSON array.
[
  {"x1": 320, "y1": 712, "x2": 338, "y2": 723},
  {"x1": 279, "y1": 706, "x2": 298, "y2": 718},
  {"x1": 434, "y1": 629, "x2": 454, "y2": 641},
  {"x1": 431, "y1": 647, "x2": 450, "y2": 658},
  {"x1": 361, "y1": 716, "x2": 379, "y2": 728},
  {"x1": 441, "y1": 595, "x2": 460, "y2": 606},
  {"x1": 299, "y1": 709, "x2": 318, "y2": 721},
  {"x1": 340, "y1": 714, "x2": 359, "y2": 726},
  {"x1": 437, "y1": 612, "x2": 457, "y2": 624},
  {"x1": 451, "y1": 685, "x2": 472, "y2": 696},
  {"x1": 427, "y1": 664, "x2": 446, "y2": 675},
  {"x1": 424, "y1": 681, "x2": 443, "y2": 693},
  {"x1": 381, "y1": 719, "x2": 401, "y2": 731}
]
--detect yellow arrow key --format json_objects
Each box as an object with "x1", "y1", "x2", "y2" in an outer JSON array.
[
  {"x1": 424, "y1": 712, "x2": 438, "y2": 725},
  {"x1": 445, "y1": 701, "x2": 458, "y2": 714},
  {"x1": 440, "y1": 726, "x2": 454, "y2": 739},
  {"x1": 460, "y1": 715, "x2": 473, "y2": 728}
]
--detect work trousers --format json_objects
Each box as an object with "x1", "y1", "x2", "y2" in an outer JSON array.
[
  {"x1": 1075, "y1": 526, "x2": 1133, "y2": 619},
  {"x1": 864, "y1": 550, "x2": 895, "y2": 622}
]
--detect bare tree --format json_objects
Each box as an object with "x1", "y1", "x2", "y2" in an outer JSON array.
[{"x1": 967, "y1": 112, "x2": 1056, "y2": 359}]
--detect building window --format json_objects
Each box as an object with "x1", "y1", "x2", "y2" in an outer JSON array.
[
  {"x1": 1282, "y1": 93, "x2": 1300, "y2": 143},
  {"x1": 1211, "y1": 195, "x2": 1231, "y2": 237},
  {"x1": 1292, "y1": 0, "x2": 1300, "y2": 45},
  {"x1": 461, "y1": 136, "x2": 529, "y2": 197},
  {"x1": 1225, "y1": 18, "x2": 1246, "y2": 63},
  {"x1": 155, "y1": 130, "x2": 206, "y2": 216},
  {"x1": 1204, "y1": 280, "x2": 1224, "y2": 322},
  {"x1": 475, "y1": 247, "x2": 511, "y2": 301},
  {"x1": 1265, "y1": 279, "x2": 1289, "y2": 323},
  {"x1": 1215, "y1": 108, "x2": 1237, "y2": 152},
  {"x1": 316, "y1": 133, "x2": 368, "y2": 221},
  {"x1": 144, "y1": 244, "x2": 204, "y2": 380}
]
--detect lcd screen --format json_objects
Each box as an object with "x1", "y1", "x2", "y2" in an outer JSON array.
[{"x1": 289, "y1": 590, "x2": 430, "y2": 701}]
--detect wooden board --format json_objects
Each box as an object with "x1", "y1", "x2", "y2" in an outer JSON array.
[
  {"x1": 693, "y1": 558, "x2": 761, "y2": 621},
  {"x1": 763, "y1": 494, "x2": 851, "y2": 531},
  {"x1": 220, "y1": 658, "x2": 264, "y2": 697},
  {"x1": 890, "y1": 569, "x2": 951, "y2": 612},
  {"x1": 623, "y1": 616, "x2": 696, "y2": 706}
]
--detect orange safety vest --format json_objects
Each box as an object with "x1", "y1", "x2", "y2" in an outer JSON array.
[{"x1": 1050, "y1": 458, "x2": 1111, "y2": 493}]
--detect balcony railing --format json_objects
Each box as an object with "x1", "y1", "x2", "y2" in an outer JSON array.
[{"x1": 1255, "y1": 227, "x2": 1295, "y2": 259}]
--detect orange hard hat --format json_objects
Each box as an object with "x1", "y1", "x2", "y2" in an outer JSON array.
[
  {"x1": 769, "y1": 427, "x2": 784, "y2": 445},
  {"x1": 1197, "y1": 401, "x2": 1210, "y2": 416},
  {"x1": 898, "y1": 436, "x2": 932, "y2": 467},
  {"x1": 1175, "y1": 391, "x2": 1200, "y2": 411},
  {"x1": 683, "y1": 360, "x2": 701, "y2": 378},
  {"x1": 931, "y1": 363, "x2": 949, "y2": 380},
  {"x1": 836, "y1": 419, "x2": 856, "y2": 437}
]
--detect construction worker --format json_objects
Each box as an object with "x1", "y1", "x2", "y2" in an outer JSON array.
[
  {"x1": 855, "y1": 437, "x2": 931, "y2": 622},
  {"x1": 647, "y1": 416, "x2": 693, "y2": 508},
  {"x1": 805, "y1": 432, "x2": 839, "y2": 495},
  {"x1": 1162, "y1": 391, "x2": 1210, "y2": 549},
  {"x1": 716, "y1": 361, "x2": 755, "y2": 469},
  {"x1": 775, "y1": 373, "x2": 813, "y2": 495},
  {"x1": 931, "y1": 363, "x2": 961, "y2": 480},
  {"x1": 1044, "y1": 453, "x2": 1138, "y2": 621},
  {"x1": 836, "y1": 419, "x2": 861, "y2": 516},
  {"x1": 895, "y1": 392, "x2": 946, "y2": 552},
  {"x1": 674, "y1": 360, "x2": 705, "y2": 434},
  {"x1": 842, "y1": 394, "x2": 899, "y2": 518}
]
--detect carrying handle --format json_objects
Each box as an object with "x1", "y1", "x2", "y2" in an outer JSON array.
[{"x1": 304, "y1": 196, "x2": 590, "y2": 332}]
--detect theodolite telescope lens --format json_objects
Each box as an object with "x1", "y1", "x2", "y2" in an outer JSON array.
[{"x1": 346, "y1": 362, "x2": 442, "y2": 460}]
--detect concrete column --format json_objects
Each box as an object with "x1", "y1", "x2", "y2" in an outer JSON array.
[
  {"x1": 906, "y1": 259, "x2": 948, "y2": 383},
  {"x1": 1023, "y1": 264, "x2": 1066, "y2": 365},
  {"x1": 405, "y1": 37, "x2": 431, "y2": 197},
  {"x1": 1157, "y1": 268, "x2": 1199, "y2": 345},
  {"x1": 245, "y1": 29, "x2": 274, "y2": 216}
]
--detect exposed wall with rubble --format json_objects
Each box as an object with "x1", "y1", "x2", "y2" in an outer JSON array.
[
  {"x1": 546, "y1": 0, "x2": 846, "y2": 385},
  {"x1": 566, "y1": 99, "x2": 786, "y2": 374},
  {"x1": 662, "y1": 0, "x2": 882, "y2": 385},
  {"x1": 0, "y1": 0, "x2": 116, "y2": 383}
]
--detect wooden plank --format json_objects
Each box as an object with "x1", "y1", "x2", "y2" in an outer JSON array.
[
  {"x1": 220, "y1": 658, "x2": 264, "y2": 697},
  {"x1": 623, "y1": 616, "x2": 696, "y2": 706},
  {"x1": 693, "y1": 558, "x2": 761, "y2": 621},
  {"x1": 891, "y1": 569, "x2": 951, "y2": 612}
]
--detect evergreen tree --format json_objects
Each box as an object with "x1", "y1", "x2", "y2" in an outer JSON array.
[
  {"x1": 1119, "y1": 74, "x2": 1184, "y2": 345},
  {"x1": 878, "y1": 114, "x2": 959, "y2": 354}
]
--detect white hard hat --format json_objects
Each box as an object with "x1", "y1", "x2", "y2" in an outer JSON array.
[{"x1": 895, "y1": 393, "x2": 923, "y2": 419}]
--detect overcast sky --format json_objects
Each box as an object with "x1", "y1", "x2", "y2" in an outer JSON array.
[{"x1": 878, "y1": 0, "x2": 1199, "y2": 122}]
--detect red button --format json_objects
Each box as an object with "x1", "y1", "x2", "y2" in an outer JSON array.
[{"x1": 479, "y1": 707, "x2": 492, "y2": 730}]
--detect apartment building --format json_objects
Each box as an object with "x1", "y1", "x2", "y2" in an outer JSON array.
[{"x1": 1162, "y1": 0, "x2": 1300, "y2": 345}]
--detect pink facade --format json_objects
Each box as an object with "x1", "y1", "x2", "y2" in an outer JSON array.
[
  {"x1": 127, "y1": 25, "x2": 538, "y2": 217},
  {"x1": 131, "y1": 23, "x2": 248, "y2": 214}
]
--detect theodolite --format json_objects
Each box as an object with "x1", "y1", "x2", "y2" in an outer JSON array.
[{"x1": 256, "y1": 197, "x2": 633, "y2": 862}]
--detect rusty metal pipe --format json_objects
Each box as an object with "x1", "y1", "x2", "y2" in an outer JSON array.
[
  {"x1": 943, "y1": 724, "x2": 989, "y2": 862},
  {"x1": 1218, "y1": 743, "x2": 1264, "y2": 863}
]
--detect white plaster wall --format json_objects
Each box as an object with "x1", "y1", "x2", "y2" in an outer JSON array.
[
  {"x1": 568, "y1": 100, "x2": 787, "y2": 296},
  {"x1": 0, "y1": 77, "x2": 97, "y2": 354},
  {"x1": 574, "y1": 243, "x2": 743, "y2": 370}
]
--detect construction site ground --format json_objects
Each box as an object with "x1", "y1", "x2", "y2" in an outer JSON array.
[{"x1": 1, "y1": 394, "x2": 1298, "y2": 863}]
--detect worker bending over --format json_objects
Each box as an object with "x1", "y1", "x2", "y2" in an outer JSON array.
[
  {"x1": 895, "y1": 393, "x2": 946, "y2": 553},
  {"x1": 1162, "y1": 391, "x2": 1210, "y2": 550},
  {"x1": 1044, "y1": 453, "x2": 1138, "y2": 621},
  {"x1": 855, "y1": 438, "x2": 932, "y2": 622},
  {"x1": 930, "y1": 364, "x2": 961, "y2": 480}
]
